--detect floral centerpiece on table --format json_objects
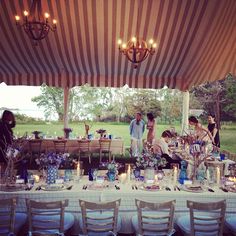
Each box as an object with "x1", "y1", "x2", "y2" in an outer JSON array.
[
  {"x1": 136, "y1": 143, "x2": 167, "y2": 170},
  {"x1": 35, "y1": 152, "x2": 69, "y2": 169},
  {"x1": 2, "y1": 135, "x2": 29, "y2": 185},
  {"x1": 100, "y1": 161, "x2": 123, "y2": 181}
]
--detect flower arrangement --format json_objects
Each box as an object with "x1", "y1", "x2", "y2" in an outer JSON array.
[
  {"x1": 2, "y1": 135, "x2": 29, "y2": 185},
  {"x1": 100, "y1": 161, "x2": 123, "y2": 174},
  {"x1": 35, "y1": 152, "x2": 69, "y2": 169},
  {"x1": 136, "y1": 144, "x2": 167, "y2": 169}
]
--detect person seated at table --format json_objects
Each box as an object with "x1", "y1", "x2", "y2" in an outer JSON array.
[
  {"x1": 207, "y1": 114, "x2": 220, "y2": 148},
  {"x1": 0, "y1": 110, "x2": 16, "y2": 164},
  {"x1": 188, "y1": 116, "x2": 214, "y2": 143},
  {"x1": 153, "y1": 130, "x2": 180, "y2": 168}
]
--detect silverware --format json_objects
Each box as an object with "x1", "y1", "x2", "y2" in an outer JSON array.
[
  {"x1": 82, "y1": 185, "x2": 87, "y2": 190},
  {"x1": 66, "y1": 185, "x2": 73, "y2": 190},
  {"x1": 35, "y1": 186, "x2": 41, "y2": 191},
  {"x1": 165, "y1": 187, "x2": 171, "y2": 191},
  {"x1": 176, "y1": 186, "x2": 180, "y2": 191},
  {"x1": 208, "y1": 188, "x2": 214, "y2": 192},
  {"x1": 115, "y1": 185, "x2": 120, "y2": 190},
  {"x1": 220, "y1": 187, "x2": 228, "y2": 192}
]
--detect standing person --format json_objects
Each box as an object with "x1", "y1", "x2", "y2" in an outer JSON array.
[
  {"x1": 146, "y1": 112, "x2": 156, "y2": 144},
  {"x1": 129, "y1": 112, "x2": 145, "y2": 157},
  {"x1": 207, "y1": 114, "x2": 220, "y2": 148},
  {"x1": 188, "y1": 116, "x2": 214, "y2": 143},
  {"x1": 0, "y1": 110, "x2": 16, "y2": 163}
]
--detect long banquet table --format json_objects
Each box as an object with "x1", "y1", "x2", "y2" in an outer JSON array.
[
  {"x1": 24, "y1": 138, "x2": 125, "y2": 155},
  {"x1": 0, "y1": 176, "x2": 236, "y2": 234}
]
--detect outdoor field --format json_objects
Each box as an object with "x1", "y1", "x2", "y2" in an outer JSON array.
[{"x1": 14, "y1": 122, "x2": 236, "y2": 154}]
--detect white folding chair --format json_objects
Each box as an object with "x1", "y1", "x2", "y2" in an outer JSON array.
[
  {"x1": 131, "y1": 199, "x2": 176, "y2": 236},
  {"x1": 79, "y1": 199, "x2": 121, "y2": 236}
]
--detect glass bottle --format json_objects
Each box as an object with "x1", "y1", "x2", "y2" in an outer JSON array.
[{"x1": 179, "y1": 160, "x2": 188, "y2": 184}]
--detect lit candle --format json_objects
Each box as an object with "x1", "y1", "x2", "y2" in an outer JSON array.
[
  {"x1": 206, "y1": 169, "x2": 210, "y2": 183},
  {"x1": 173, "y1": 167, "x2": 178, "y2": 184},
  {"x1": 33, "y1": 175, "x2": 40, "y2": 183},
  {"x1": 216, "y1": 167, "x2": 220, "y2": 185},
  {"x1": 155, "y1": 174, "x2": 158, "y2": 183},
  {"x1": 119, "y1": 173, "x2": 127, "y2": 183},
  {"x1": 127, "y1": 164, "x2": 131, "y2": 182},
  {"x1": 77, "y1": 162, "x2": 80, "y2": 177}
]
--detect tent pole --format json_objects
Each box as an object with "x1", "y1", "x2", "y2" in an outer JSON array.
[
  {"x1": 63, "y1": 87, "x2": 70, "y2": 129},
  {"x1": 181, "y1": 90, "x2": 189, "y2": 135}
]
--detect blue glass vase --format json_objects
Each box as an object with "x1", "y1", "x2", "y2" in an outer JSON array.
[
  {"x1": 46, "y1": 165, "x2": 58, "y2": 184},
  {"x1": 179, "y1": 160, "x2": 188, "y2": 184},
  {"x1": 133, "y1": 168, "x2": 141, "y2": 178},
  {"x1": 107, "y1": 171, "x2": 116, "y2": 182}
]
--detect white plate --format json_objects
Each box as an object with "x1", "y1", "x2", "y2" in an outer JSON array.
[
  {"x1": 182, "y1": 185, "x2": 205, "y2": 193},
  {"x1": 139, "y1": 184, "x2": 161, "y2": 191},
  {"x1": 41, "y1": 184, "x2": 65, "y2": 191}
]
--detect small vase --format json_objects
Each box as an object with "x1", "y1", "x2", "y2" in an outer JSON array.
[
  {"x1": 144, "y1": 167, "x2": 155, "y2": 181},
  {"x1": 133, "y1": 168, "x2": 141, "y2": 178},
  {"x1": 46, "y1": 165, "x2": 58, "y2": 184},
  {"x1": 64, "y1": 169, "x2": 72, "y2": 182},
  {"x1": 107, "y1": 171, "x2": 116, "y2": 182}
]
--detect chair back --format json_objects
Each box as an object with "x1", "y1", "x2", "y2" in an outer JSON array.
[
  {"x1": 187, "y1": 200, "x2": 226, "y2": 236},
  {"x1": 29, "y1": 139, "x2": 42, "y2": 153},
  {"x1": 0, "y1": 198, "x2": 17, "y2": 235},
  {"x1": 79, "y1": 199, "x2": 121, "y2": 235},
  {"x1": 53, "y1": 140, "x2": 67, "y2": 154},
  {"x1": 99, "y1": 139, "x2": 111, "y2": 151},
  {"x1": 26, "y1": 199, "x2": 69, "y2": 235},
  {"x1": 78, "y1": 139, "x2": 91, "y2": 152},
  {"x1": 135, "y1": 199, "x2": 176, "y2": 235}
]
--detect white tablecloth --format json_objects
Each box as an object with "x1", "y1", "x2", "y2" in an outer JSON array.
[{"x1": 0, "y1": 176, "x2": 236, "y2": 234}]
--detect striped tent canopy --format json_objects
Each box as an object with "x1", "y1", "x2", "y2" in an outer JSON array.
[{"x1": 0, "y1": 0, "x2": 235, "y2": 91}]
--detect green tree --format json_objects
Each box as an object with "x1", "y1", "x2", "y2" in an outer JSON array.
[
  {"x1": 157, "y1": 88, "x2": 182, "y2": 124},
  {"x1": 124, "y1": 89, "x2": 162, "y2": 120},
  {"x1": 221, "y1": 74, "x2": 236, "y2": 120},
  {"x1": 31, "y1": 85, "x2": 64, "y2": 121}
]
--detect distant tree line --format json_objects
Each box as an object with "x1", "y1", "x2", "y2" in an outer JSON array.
[{"x1": 31, "y1": 74, "x2": 236, "y2": 125}]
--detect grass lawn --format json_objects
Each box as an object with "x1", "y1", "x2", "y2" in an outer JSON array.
[{"x1": 14, "y1": 122, "x2": 236, "y2": 154}]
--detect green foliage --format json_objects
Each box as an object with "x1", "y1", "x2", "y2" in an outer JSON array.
[
  {"x1": 124, "y1": 89, "x2": 162, "y2": 119},
  {"x1": 31, "y1": 85, "x2": 64, "y2": 121}
]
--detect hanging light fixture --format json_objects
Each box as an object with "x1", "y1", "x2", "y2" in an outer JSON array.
[
  {"x1": 118, "y1": 37, "x2": 157, "y2": 68},
  {"x1": 15, "y1": 0, "x2": 57, "y2": 44}
]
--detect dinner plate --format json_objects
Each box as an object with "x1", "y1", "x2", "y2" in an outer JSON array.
[
  {"x1": 0, "y1": 184, "x2": 25, "y2": 192},
  {"x1": 225, "y1": 186, "x2": 236, "y2": 193},
  {"x1": 41, "y1": 184, "x2": 65, "y2": 191},
  {"x1": 139, "y1": 184, "x2": 161, "y2": 191},
  {"x1": 181, "y1": 185, "x2": 205, "y2": 193},
  {"x1": 87, "y1": 183, "x2": 110, "y2": 190}
]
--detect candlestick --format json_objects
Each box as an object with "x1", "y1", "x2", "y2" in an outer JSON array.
[
  {"x1": 216, "y1": 167, "x2": 220, "y2": 185},
  {"x1": 173, "y1": 167, "x2": 178, "y2": 184},
  {"x1": 206, "y1": 169, "x2": 210, "y2": 183},
  {"x1": 77, "y1": 162, "x2": 80, "y2": 177},
  {"x1": 127, "y1": 164, "x2": 131, "y2": 182}
]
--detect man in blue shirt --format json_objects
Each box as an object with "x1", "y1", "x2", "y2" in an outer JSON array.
[{"x1": 129, "y1": 112, "x2": 145, "y2": 157}]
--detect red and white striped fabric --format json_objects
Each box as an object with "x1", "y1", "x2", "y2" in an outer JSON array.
[{"x1": 0, "y1": 0, "x2": 235, "y2": 90}]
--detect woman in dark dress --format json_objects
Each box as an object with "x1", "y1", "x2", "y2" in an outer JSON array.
[
  {"x1": 207, "y1": 115, "x2": 220, "y2": 148},
  {"x1": 0, "y1": 110, "x2": 16, "y2": 163}
]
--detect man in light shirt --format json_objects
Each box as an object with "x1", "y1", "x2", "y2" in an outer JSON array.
[{"x1": 129, "y1": 112, "x2": 145, "y2": 157}]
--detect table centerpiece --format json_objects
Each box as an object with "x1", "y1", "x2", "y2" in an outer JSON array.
[
  {"x1": 100, "y1": 161, "x2": 123, "y2": 181},
  {"x1": 136, "y1": 143, "x2": 167, "y2": 180},
  {"x1": 35, "y1": 152, "x2": 69, "y2": 184}
]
